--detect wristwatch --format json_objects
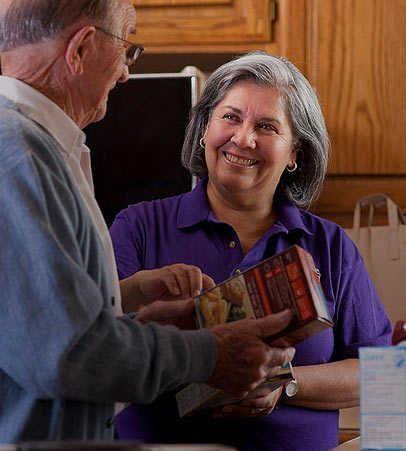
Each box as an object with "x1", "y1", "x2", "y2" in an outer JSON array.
[{"x1": 285, "y1": 362, "x2": 299, "y2": 398}]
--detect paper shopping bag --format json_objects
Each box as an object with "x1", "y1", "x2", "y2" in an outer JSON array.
[{"x1": 345, "y1": 193, "x2": 406, "y2": 323}]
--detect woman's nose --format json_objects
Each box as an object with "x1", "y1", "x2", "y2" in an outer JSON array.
[{"x1": 230, "y1": 125, "x2": 256, "y2": 150}]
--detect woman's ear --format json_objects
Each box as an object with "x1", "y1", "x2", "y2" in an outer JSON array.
[
  {"x1": 64, "y1": 26, "x2": 96, "y2": 75},
  {"x1": 203, "y1": 124, "x2": 209, "y2": 140},
  {"x1": 291, "y1": 142, "x2": 301, "y2": 163}
]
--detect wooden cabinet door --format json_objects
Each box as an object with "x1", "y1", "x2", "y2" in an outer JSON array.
[
  {"x1": 131, "y1": 0, "x2": 275, "y2": 47},
  {"x1": 309, "y1": 0, "x2": 406, "y2": 174}
]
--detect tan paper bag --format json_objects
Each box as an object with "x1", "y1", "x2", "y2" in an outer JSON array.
[{"x1": 345, "y1": 193, "x2": 406, "y2": 323}]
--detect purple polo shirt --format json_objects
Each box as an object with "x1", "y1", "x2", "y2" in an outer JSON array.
[{"x1": 110, "y1": 179, "x2": 392, "y2": 451}]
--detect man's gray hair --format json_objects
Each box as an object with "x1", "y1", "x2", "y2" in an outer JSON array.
[
  {"x1": 0, "y1": 0, "x2": 119, "y2": 52},
  {"x1": 182, "y1": 52, "x2": 329, "y2": 209}
]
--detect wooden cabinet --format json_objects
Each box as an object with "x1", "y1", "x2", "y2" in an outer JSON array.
[
  {"x1": 131, "y1": 0, "x2": 276, "y2": 50},
  {"x1": 308, "y1": 0, "x2": 406, "y2": 175},
  {"x1": 129, "y1": 0, "x2": 406, "y2": 226}
]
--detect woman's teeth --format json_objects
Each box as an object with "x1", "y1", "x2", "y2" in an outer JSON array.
[{"x1": 224, "y1": 152, "x2": 258, "y2": 167}]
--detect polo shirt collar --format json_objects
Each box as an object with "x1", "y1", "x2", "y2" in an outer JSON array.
[
  {"x1": 177, "y1": 178, "x2": 313, "y2": 237},
  {"x1": 0, "y1": 76, "x2": 86, "y2": 157},
  {"x1": 274, "y1": 194, "x2": 314, "y2": 236},
  {"x1": 177, "y1": 178, "x2": 211, "y2": 227}
]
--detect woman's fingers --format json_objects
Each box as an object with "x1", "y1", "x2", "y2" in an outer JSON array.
[
  {"x1": 212, "y1": 386, "x2": 283, "y2": 418},
  {"x1": 202, "y1": 273, "x2": 216, "y2": 291}
]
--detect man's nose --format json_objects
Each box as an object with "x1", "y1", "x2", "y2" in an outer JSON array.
[
  {"x1": 231, "y1": 124, "x2": 257, "y2": 150},
  {"x1": 118, "y1": 65, "x2": 130, "y2": 84}
]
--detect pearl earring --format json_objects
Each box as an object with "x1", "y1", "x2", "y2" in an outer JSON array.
[{"x1": 286, "y1": 162, "x2": 297, "y2": 173}]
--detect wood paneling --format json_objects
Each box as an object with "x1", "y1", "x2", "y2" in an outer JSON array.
[
  {"x1": 272, "y1": 0, "x2": 308, "y2": 73},
  {"x1": 131, "y1": 0, "x2": 274, "y2": 47},
  {"x1": 133, "y1": 0, "x2": 231, "y2": 5},
  {"x1": 313, "y1": 176, "x2": 406, "y2": 227},
  {"x1": 309, "y1": 0, "x2": 406, "y2": 175}
]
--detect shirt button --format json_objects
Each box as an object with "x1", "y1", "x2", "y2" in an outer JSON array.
[{"x1": 229, "y1": 241, "x2": 236, "y2": 248}]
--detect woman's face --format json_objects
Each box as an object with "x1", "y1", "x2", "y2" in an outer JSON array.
[{"x1": 204, "y1": 81, "x2": 296, "y2": 202}]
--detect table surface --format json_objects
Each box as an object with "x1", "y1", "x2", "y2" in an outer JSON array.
[{"x1": 333, "y1": 437, "x2": 361, "y2": 450}]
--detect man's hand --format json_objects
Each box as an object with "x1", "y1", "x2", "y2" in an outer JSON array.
[
  {"x1": 135, "y1": 299, "x2": 196, "y2": 329},
  {"x1": 212, "y1": 386, "x2": 283, "y2": 418},
  {"x1": 208, "y1": 310, "x2": 295, "y2": 398},
  {"x1": 120, "y1": 264, "x2": 215, "y2": 311}
]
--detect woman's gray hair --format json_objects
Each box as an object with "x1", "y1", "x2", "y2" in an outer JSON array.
[
  {"x1": 0, "y1": 0, "x2": 119, "y2": 52},
  {"x1": 182, "y1": 52, "x2": 329, "y2": 209}
]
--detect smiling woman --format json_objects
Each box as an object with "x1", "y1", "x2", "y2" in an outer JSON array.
[
  {"x1": 182, "y1": 52, "x2": 329, "y2": 210},
  {"x1": 110, "y1": 52, "x2": 391, "y2": 451},
  {"x1": 203, "y1": 81, "x2": 297, "y2": 219}
]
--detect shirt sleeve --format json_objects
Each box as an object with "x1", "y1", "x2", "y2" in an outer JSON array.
[
  {"x1": 332, "y1": 234, "x2": 392, "y2": 360},
  {"x1": 0, "y1": 127, "x2": 216, "y2": 404},
  {"x1": 110, "y1": 209, "x2": 144, "y2": 279}
]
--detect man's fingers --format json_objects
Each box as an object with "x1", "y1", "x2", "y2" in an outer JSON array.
[
  {"x1": 161, "y1": 299, "x2": 194, "y2": 318},
  {"x1": 254, "y1": 309, "x2": 293, "y2": 340},
  {"x1": 175, "y1": 298, "x2": 195, "y2": 316}
]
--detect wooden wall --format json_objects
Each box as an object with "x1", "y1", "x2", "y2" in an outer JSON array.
[{"x1": 130, "y1": 0, "x2": 406, "y2": 227}]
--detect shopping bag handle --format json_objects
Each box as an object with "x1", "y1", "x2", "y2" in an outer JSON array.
[
  {"x1": 352, "y1": 193, "x2": 403, "y2": 261},
  {"x1": 353, "y1": 193, "x2": 404, "y2": 229}
]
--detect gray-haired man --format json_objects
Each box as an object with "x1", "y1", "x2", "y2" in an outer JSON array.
[{"x1": 0, "y1": 0, "x2": 294, "y2": 444}]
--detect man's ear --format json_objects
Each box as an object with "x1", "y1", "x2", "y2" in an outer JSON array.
[{"x1": 64, "y1": 26, "x2": 96, "y2": 75}]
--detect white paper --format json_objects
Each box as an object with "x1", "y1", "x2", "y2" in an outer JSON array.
[{"x1": 360, "y1": 346, "x2": 406, "y2": 450}]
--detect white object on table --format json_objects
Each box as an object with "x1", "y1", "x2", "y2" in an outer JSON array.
[{"x1": 360, "y1": 346, "x2": 406, "y2": 450}]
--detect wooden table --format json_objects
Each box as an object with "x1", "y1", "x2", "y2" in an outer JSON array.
[{"x1": 332, "y1": 437, "x2": 360, "y2": 450}]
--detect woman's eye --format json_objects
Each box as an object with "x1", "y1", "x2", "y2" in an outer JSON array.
[
  {"x1": 222, "y1": 113, "x2": 239, "y2": 122},
  {"x1": 257, "y1": 122, "x2": 276, "y2": 132}
]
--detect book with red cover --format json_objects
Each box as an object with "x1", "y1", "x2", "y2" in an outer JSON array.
[{"x1": 195, "y1": 245, "x2": 332, "y2": 345}]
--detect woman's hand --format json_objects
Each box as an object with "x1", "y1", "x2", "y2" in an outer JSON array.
[
  {"x1": 120, "y1": 264, "x2": 215, "y2": 311},
  {"x1": 212, "y1": 386, "x2": 284, "y2": 418}
]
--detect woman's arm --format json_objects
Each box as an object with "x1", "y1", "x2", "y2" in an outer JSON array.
[
  {"x1": 284, "y1": 358, "x2": 359, "y2": 410},
  {"x1": 214, "y1": 358, "x2": 359, "y2": 418}
]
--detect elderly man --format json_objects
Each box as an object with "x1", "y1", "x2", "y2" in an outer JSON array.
[{"x1": 0, "y1": 0, "x2": 295, "y2": 444}]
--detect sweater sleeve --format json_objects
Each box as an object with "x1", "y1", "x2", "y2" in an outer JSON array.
[{"x1": 0, "y1": 119, "x2": 216, "y2": 404}]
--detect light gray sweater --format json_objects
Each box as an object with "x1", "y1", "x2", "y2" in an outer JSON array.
[{"x1": 0, "y1": 95, "x2": 216, "y2": 443}]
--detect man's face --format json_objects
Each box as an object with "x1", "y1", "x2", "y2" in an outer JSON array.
[{"x1": 83, "y1": 1, "x2": 136, "y2": 125}]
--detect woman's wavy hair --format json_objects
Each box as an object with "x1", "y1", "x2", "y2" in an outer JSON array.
[{"x1": 181, "y1": 52, "x2": 329, "y2": 209}]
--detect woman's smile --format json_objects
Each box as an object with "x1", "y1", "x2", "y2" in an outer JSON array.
[{"x1": 222, "y1": 150, "x2": 259, "y2": 168}]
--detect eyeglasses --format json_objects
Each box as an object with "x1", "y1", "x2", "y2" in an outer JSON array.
[{"x1": 94, "y1": 26, "x2": 144, "y2": 68}]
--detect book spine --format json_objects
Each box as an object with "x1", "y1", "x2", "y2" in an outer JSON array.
[
  {"x1": 244, "y1": 270, "x2": 265, "y2": 317},
  {"x1": 264, "y1": 257, "x2": 285, "y2": 312},
  {"x1": 283, "y1": 247, "x2": 315, "y2": 321},
  {"x1": 253, "y1": 267, "x2": 273, "y2": 314},
  {"x1": 273, "y1": 255, "x2": 296, "y2": 311}
]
